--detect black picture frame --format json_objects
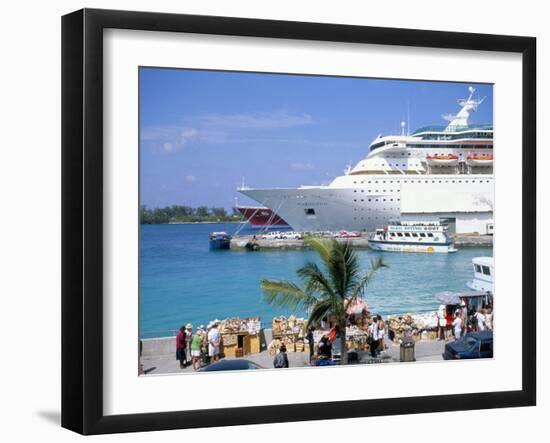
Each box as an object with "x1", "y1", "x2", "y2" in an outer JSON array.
[{"x1": 62, "y1": 8, "x2": 536, "y2": 435}]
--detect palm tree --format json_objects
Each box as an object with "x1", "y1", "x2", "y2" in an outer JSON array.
[{"x1": 261, "y1": 237, "x2": 386, "y2": 365}]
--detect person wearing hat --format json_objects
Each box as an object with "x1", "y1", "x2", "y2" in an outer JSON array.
[
  {"x1": 185, "y1": 324, "x2": 193, "y2": 363},
  {"x1": 176, "y1": 325, "x2": 187, "y2": 369},
  {"x1": 190, "y1": 328, "x2": 203, "y2": 370},
  {"x1": 207, "y1": 321, "x2": 221, "y2": 362}
]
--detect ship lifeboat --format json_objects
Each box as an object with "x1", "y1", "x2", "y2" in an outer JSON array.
[
  {"x1": 466, "y1": 154, "x2": 494, "y2": 166},
  {"x1": 425, "y1": 154, "x2": 459, "y2": 166}
]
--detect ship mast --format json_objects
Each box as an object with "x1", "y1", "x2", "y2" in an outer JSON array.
[{"x1": 442, "y1": 86, "x2": 485, "y2": 131}]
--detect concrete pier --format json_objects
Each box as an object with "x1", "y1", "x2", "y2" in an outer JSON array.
[{"x1": 230, "y1": 234, "x2": 492, "y2": 250}]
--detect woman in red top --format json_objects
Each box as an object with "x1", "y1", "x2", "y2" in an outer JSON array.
[
  {"x1": 445, "y1": 309, "x2": 454, "y2": 341},
  {"x1": 176, "y1": 326, "x2": 187, "y2": 369}
]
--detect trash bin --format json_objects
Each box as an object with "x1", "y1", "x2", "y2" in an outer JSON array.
[{"x1": 400, "y1": 337, "x2": 416, "y2": 362}]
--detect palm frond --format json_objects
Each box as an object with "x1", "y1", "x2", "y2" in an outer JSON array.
[
  {"x1": 296, "y1": 262, "x2": 335, "y2": 299},
  {"x1": 303, "y1": 237, "x2": 335, "y2": 268},
  {"x1": 327, "y1": 240, "x2": 361, "y2": 297},
  {"x1": 306, "y1": 298, "x2": 335, "y2": 329},
  {"x1": 350, "y1": 256, "x2": 388, "y2": 298},
  {"x1": 260, "y1": 279, "x2": 318, "y2": 311}
]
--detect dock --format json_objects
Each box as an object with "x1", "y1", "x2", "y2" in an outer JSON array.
[{"x1": 229, "y1": 234, "x2": 492, "y2": 250}]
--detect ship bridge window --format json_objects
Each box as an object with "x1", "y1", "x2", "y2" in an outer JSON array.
[
  {"x1": 412, "y1": 233, "x2": 418, "y2": 237},
  {"x1": 474, "y1": 264, "x2": 482, "y2": 273},
  {"x1": 397, "y1": 233, "x2": 403, "y2": 237},
  {"x1": 427, "y1": 233, "x2": 434, "y2": 237},
  {"x1": 304, "y1": 208, "x2": 316, "y2": 216},
  {"x1": 404, "y1": 233, "x2": 411, "y2": 237},
  {"x1": 482, "y1": 266, "x2": 491, "y2": 276},
  {"x1": 419, "y1": 233, "x2": 426, "y2": 237}
]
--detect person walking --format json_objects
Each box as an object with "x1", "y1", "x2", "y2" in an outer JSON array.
[
  {"x1": 437, "y1": 305, "x2": 447, "y2": 340},
  {"x1": 485, "y1": 307, "x2": 493, "y2": 330},
  {"x1": 460, "y1": 301, "x2": 468, "y2": 334},
  {"x1": 452, "y1": 311, "x2": 463, "y2": 340},
  {"x1": 369, "y1": 317, "x2": 379, "y2": 357},
  {"x1": 190, "y1": 328, "x2": 203, "y2": 370},
  {"x1": 475, "y1": 309, "x2": 486, "y2": 331},
  {"x1": 176, "y1": 326, "x2": 187, "y2": 369},
  {"x1": 377, "y1": 315, "x2": 386, "y2": 353},
  {"x1": 185, "y1": 323, "x2": 193, "y2": 363},
  {"x1": 207, "y1": 322, "x2": 221, "y2": 362},
  {"x1": 306, "y1": 327, "x2": 315, "y2": 363},
  {"x1": 273, "y1": 343, "x2": 289, "y2": 368}
]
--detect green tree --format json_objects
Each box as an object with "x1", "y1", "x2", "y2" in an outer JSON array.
[
  {"x1": 211, "y1": 207, "x2": 227, "y2": 218},
  {"x1": 261, "y1": 238, "x2": 386, "y2": 365},
  {"x1": 196, "y1": 206, "x2": 210, "y2": 217}
]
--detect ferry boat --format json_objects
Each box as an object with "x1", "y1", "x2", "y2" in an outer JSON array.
[
  {"x1": 467, "y1": 256, "x2": 494, "y2": 292},
  {"x1": 209, "y1": 232, "x2": 231, "y2": 250},
  {"x1": 238, "y1": 87, "x2": 493, "y2": 233},
  {"x1": 368, "y1": 221, "x2": 457, "y2": 253}
]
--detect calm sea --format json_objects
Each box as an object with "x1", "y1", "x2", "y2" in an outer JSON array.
[{"x1": 139, "y1": 223, "x2": 492, "y2": 338}]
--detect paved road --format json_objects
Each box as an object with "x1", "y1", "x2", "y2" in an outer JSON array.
[{"x1": 141, "y1": 339, "x2": 446, "y2": 375}]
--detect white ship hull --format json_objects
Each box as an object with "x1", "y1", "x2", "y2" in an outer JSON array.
[
  {"x1": 238, "y1": 89, "x2": 494, "y2": 233},
  {"x1": 239, "y1": 174, "x2": 493, "y2": 233},
  {"x1": 368, "y1": 240, "x2": 456, "y2": 253}
]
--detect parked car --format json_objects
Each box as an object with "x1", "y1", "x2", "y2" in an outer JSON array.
[
  {"x1": 336, "y1": 230, "x2": 362, "y2": 238},
  {"x1": 259, "y1": 231, "x2": 283, "y2": 240},
  {"x1": 442, "y1": 330, "x2": 493, "y2": 360},
  {"x1": 199, "y1": 359, "x2": 264, "y2": 372},
  {"x1": 280, "y1": 231, "x2": 303, "y2": 239}
]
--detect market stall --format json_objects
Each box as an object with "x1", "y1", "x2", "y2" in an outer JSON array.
[
  {"x1": 216, "y1": 317, "x2": 261, "y2": 357},
  {"x1": 269, "y1": 315, "x2": 307, "y2": 355}
]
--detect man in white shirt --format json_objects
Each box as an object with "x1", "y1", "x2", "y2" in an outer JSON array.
[
  {"x1": 368, "y1": 318, "x2": 379, "y2": 357},
  {"x1": 475, "y1": 310, "x2": 486, "y2": 332},
  {"x1": 452, "y1": 312, "x2": 463, "y2": 340},
  {"x1": 207, "y1": 322, "x2": 221, "y2": 362}
]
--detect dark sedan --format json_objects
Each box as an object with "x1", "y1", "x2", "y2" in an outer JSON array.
[
  {"x1": 199, "y1": 359, "x2": 264, "y2": 372},
  {"x1": 442, "y1": 330, "x2": 493, "y2": 360}
]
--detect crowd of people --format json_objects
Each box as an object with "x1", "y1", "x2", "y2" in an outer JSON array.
[
  {"x1": 437, "y1": 302, "x2": 494, "y2": 341},
  {"x1": 175, "y1": 321, "x2": 222, "y2": 370}
]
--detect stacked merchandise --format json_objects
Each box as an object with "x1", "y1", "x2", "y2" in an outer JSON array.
[
  {"x1": 272, "y1": 315, "x2": 307, "y2": 338},
  {"x1": 219, "y1": 317, "x2": 261, "y2": 334},
  {"x1": 386, "y1": 312, "x2": 439, "y2": 343},
  {"x1": 345, "y1": 325, "x2": 370, "y2": 351},
  {"x1": 271, "y1": 315, "x2": 308, "y2": 353}
]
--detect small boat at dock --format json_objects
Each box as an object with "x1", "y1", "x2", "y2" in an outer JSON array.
[
  {"x1": 368, "y1": 221, "x2": 457, "y2": 253},
  {"x1": 209, "y1": 232, "x2": 231, "y2": 250}
]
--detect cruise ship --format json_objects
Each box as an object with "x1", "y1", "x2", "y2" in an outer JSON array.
[{"x1": 238, "y1": 87, "x2": 494, "y2": 234}]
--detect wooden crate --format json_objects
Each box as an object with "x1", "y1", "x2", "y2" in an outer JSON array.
[{"x1": 249, "y1": 334, "x2": 261, "y2": 354}]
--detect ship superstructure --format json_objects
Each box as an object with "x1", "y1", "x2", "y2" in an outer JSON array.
[{"x1": 238, "y1": 87, "x2": 494, "y2": 234}]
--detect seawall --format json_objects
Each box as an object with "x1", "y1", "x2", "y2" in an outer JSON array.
[{"x1": 230, "y1": 234, "x2": 492, "y2": 250}]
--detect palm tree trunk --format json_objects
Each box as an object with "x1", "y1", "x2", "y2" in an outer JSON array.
[{"x1": 339, "y1": 318, "x2": 348, "y2": 365}]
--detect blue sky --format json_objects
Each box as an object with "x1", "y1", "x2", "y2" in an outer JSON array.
[{"x1": 139, "y1": 68, "x2": 493, "y2": 209}]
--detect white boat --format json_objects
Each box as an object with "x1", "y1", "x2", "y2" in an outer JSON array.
[
  {"x1": 238, "y1": 87, "x2": 494, "y2": 234},
  {"x1": 467, "y1": 256, "x2": 494, "y2": 292},
  {"x1": 466, "y1": 154, "x2": 494, "y2": 166},
  {"x1": 368, "y1": 221, "x2": 457, "y2": 253},
  {"x1": 425, "y1": 154, "x2": 459, "y2": 166}
]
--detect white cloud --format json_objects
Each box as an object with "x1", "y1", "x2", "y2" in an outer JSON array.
[
  {"x1": 185, "y1": 175, "x2": 197, "y2": 182},
  {"x1": 141, "y1": 110, "x2": 316, "y2": 153},
  {"x1": 290, "y1": 162, "x2": 314, "y2": 170},
  {"x1": 141, "y1": 126, "x2": 199, "y2": 153},
  {"x1": 195, "y1": 111, "x2": 313, "y2": 130}
]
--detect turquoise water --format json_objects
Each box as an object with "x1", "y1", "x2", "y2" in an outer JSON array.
[{"x1": 139, "y1": 223, "x2": 492, "y2": 338}]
